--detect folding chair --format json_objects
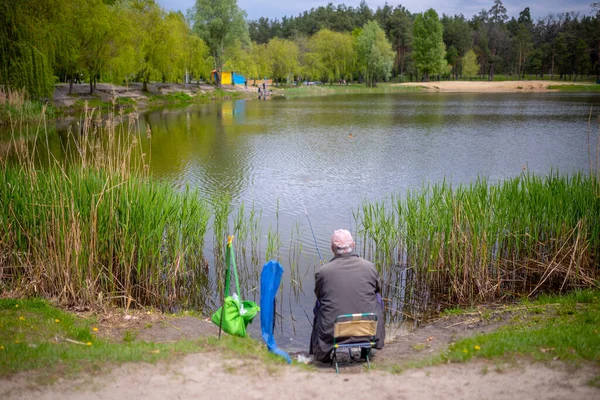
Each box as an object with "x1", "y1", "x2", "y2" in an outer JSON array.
[{"x1": 331, "y1": 313, "x2": 378, "y2": 374}]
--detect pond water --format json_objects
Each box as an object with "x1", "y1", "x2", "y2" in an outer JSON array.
[{"x1": 38, "y1": 92, "x2": 600, "y2": 350}]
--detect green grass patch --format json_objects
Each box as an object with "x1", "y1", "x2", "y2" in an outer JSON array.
[
  {"x1": 148, "y1": 89, "x2": 244, "y2": 106},
  {"x1": 158, "y1": 92, "x2": 193, "y2": 102},
  {"x1": 282, "y1": 83, "x2": 424, "y2": 98},
  {"x1": 0, "y1": 298, "x2": 284, "y2": 380},
  {"x1": 547, "y1": 84, "x2": 600, "y2": 92},
  {"x1": 444, "y1": 289, "x2": 600, "y2": 364}
]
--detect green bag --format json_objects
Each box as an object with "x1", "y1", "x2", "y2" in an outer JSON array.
[
  {"x1": 211, "y1": 296, "x2": 260, "y2": 337},
  {"x1": 211, "y1": 236, "x2": 260, "y2": 337}
]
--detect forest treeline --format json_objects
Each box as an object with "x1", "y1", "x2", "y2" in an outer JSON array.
[{"x1": 1, "y1": 0, "x2": 598, "y2": 99}]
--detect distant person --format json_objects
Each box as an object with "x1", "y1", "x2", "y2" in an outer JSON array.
[
  {"x1": 244, "y1": 79, "x2": 247, "y2": 89},
  {"x1": 309, "y1": 229, "x2": 385, "y2": 362},
  {"x1": 262, "y1": 81, "x2": 266, "y2": 93}
]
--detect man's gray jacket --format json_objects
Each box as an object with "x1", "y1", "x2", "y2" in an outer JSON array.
[{"x1": 309, "y1": 252, "x2": 385, "y2": 362}]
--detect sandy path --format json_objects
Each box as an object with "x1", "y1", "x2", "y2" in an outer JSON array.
[
  {"x1": 1, "y1": 353, "x2": 598, "y2": 400},
  {"x1": 396, "y1": 80, "x2": 584, "y2": 92}
]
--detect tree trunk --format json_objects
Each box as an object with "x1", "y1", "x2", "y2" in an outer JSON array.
[
  {"x1": 68, "y1": 76, "x2": 73, "y2": 95},
  {"x1": 518, "y1": 47, "x2": 522, "y2": 80}
]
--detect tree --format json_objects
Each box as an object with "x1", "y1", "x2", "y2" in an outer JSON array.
[
  {"x1": 388, "y1": 6, "x2": 413, "y2": 77},
  {"x1": 573, "y1": 38, "x2": 591, "y2": 81},
  {"x1": 85, "y1": 2, "x2": 116, "y2": 93},
  {"x1": 412, "y1": 9, "x2": 447, "y2": 81},
  {"x1": 441, "y1": 14, "x2": 473, "y2": 79},
  {"x1": 445, "y1": 46, "x2": 459, "y2": 78},
  {"x1": 485, "y1": 0, "x2": 509, "y2": 80},
  {"x1": 489, "y1": 0, "x2": 508, "y2": 24},
  {"x1": 266, "y1": 38, "x2": 298, "y2": 85},
  {"x1": 306, "y1": 29, "x2": 355, "y2": 84},
  {"x1": 0, "y1": 0, "x2": 62, "y2": 98},
  {"x1": 462, "y1": 49, "x2": 479, "y2": 78},
  {"x1": 356, "y1": 21, "x2": 394, "y2": 87},
  {"x1": 252, "y1": 42, "x2": 271, "y2": 83},
  {"x1": 190, "y1": 0, "x2": 249, "y2": 88},
  {"x1": 514, "y1": 8, "x2": 533, "y2": 79}
]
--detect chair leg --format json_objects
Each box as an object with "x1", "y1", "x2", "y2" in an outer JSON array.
[{"x1": 332, "y1": 349, "x2": 340, "y2": 374}]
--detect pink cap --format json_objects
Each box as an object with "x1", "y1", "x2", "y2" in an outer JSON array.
[{"x1": 331, "y1": 229, "x2": 354, "y2": 251}]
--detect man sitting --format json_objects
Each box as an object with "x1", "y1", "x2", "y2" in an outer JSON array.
[{"x1": 309, "y1": 229, "x2": 385, "y2": 362}]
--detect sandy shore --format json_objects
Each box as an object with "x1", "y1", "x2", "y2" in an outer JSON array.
[
  {"x1": 396, "y1": 80, "x2": 585, "y2": 93},
  {"x1": 2, "y1": 355, "x2": 598, "y2": 400}
]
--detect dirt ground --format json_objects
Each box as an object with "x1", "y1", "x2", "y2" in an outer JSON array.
[
  {"x1": 52, "y1": 82, "x2": 259, "y2": 110},
  {"x1": 1, "y1": 307, "x2": 598, "y2": 399},
  {"x1": 396, "y1": 80, "x2": 582, "y2": 92}
]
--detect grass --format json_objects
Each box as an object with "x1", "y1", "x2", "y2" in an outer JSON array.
[
  {"x1": 148, "y1": 89, "x2": 245, "y2": 106},
  {"x1": 444, "y1": 289, "x2": 600, "y2": 364},
  {"x1": 282, "y1": 82, "x2": 424, "y2": 97},
  {"x1": 0, "y1": 298, "x2": 286, "y2": 379},
  {"x1": 547, "y1": 84, "x2": 600, "y2": 92},
  {"x1": 384, "y1": 288, "x2": 600, "y2": 375}
]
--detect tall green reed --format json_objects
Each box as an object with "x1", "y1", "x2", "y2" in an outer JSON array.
[
  {"x1": 354, "y1": 172, "x2": 599, "y2": 320},
  {"x1": 0, "y1": 103, "x2": 211, "y2": 311}
]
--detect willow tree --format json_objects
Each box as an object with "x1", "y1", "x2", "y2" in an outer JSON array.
[
  {"x1": 251, "y1": 42, "x2": 271, "y2": 83},
  {"x1": 266, "y1": 38, "x2": 298, "y2": 85},
  {"x1": 307, "y1": 29, "x2": 355, "y2": 84},
  {"x1": 356, "y1": 21, "x2": 394, "y2": 87},
  {"x1": 0, "y1": 0, "x2": 58, "y2": 98},
  {"x1": 190, "y1": 0, "x2": 249, "y2": 88},
  {"x1": 76, "y1": 0, "x2": 123, "y2": 93},
  {"x1": 412, "y1": 9, "x2": 447, "y2": 81}
]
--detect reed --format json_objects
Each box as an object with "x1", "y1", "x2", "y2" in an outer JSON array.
[
  {"x1": 354, "y1": 172, "x2": 599, "y2": 319},
  {"x1": 0, "y1": 87, "x2": 55, "y2": 126},
  {"x1": 0, "y1": 104, "x2": 211, "y2": 310}
]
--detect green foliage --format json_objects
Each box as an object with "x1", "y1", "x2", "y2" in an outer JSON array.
[
  {"x1": 412, "y1": 9, "x2": 448, "y2": 81},
  {"x1": 462, "y1": 49, "x2": 479, "y2": 78},
  {"x1": 356, "y1": 21, "x2": 395, "y2": 87},
  {"x1": 266, "y1": 38, "x2": 299, "y2": 85},
  {"x1": 4, "y1": 0, "x2": 600, "y2": 95},
  {"x1": 306, "y1": 29, "x2": 355, "y2": 83},
  {"x1": 0, "y1": 1, "x2": 56, "y2": 98}
]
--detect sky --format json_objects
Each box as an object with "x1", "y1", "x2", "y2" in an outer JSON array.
[{"x1": 157, "y1": 0, "x2": 595, "y2": 22}]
